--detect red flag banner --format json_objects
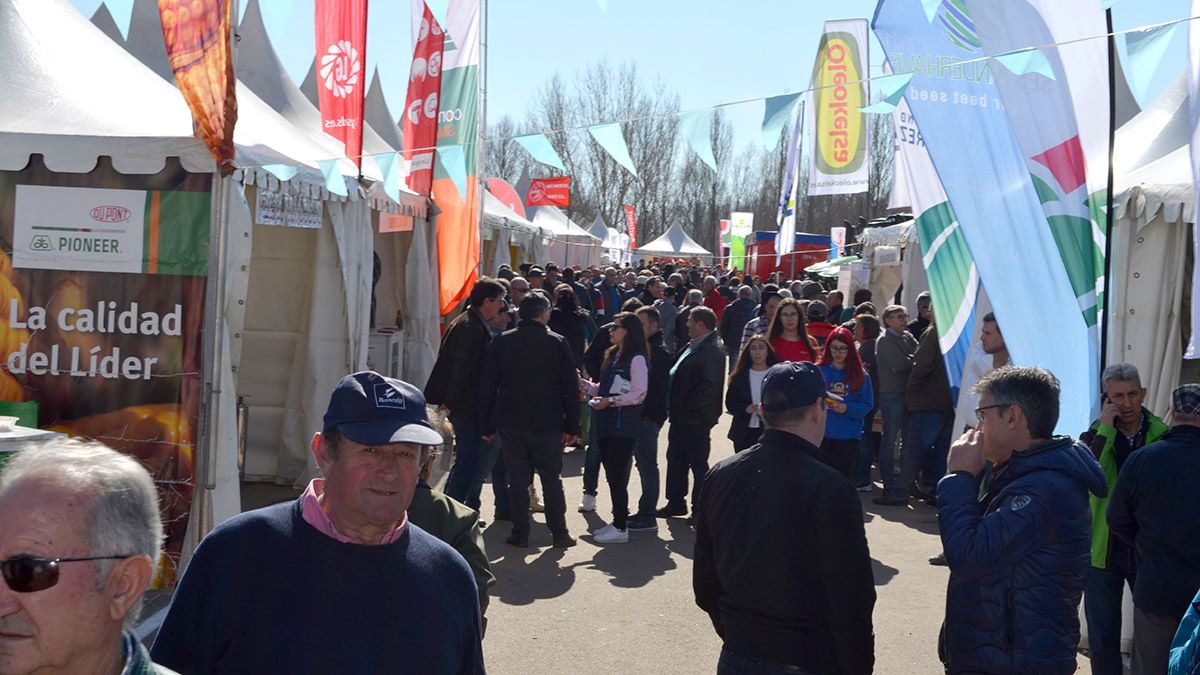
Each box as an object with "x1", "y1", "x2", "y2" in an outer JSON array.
[
  {"x1": 158, "y1": 0, "x2": 237, "y2": 172},
  {"x1": 402, "y1": 6, "x2": 445, "y2": 195},
  {"x1": 526, "y1": 176, "x2": 572, "y2": 207},
  {"x1": 624, "y1": 204, "x2": 637, "y2": 248},
  {"x1": 315, "y1": 0, "x2": 367, "y2": 167}
]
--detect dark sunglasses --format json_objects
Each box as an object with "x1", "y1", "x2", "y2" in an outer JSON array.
[{"x1": 1, "y1": 554, "x2": 133, "y2": 593}]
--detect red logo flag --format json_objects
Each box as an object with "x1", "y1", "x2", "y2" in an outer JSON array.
[
  {"x1": 158, "y1": 0, "x2": 237, "y2": 172},
  {"x1": 402, "y1": 6, "x2": 445, "y2": 195},
  {"x1": 624, "y1": 204, "x2": 637, "y2": 248},
  {"x1": 315, "y1": 0, "x2": 367, "y2": 167},
  {"x1": 526, "y1": 176, "x2": 572, "y2": 207}
]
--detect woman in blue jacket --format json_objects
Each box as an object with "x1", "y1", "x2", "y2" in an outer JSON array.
[{"x1": 816, "y1": 326, "x2": 874, "y2": 479}]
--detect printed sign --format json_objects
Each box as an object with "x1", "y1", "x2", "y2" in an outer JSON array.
[
  {"x1": 807, "y1": 19, "x2": 870, "y2": 196},
  {"x1": 255, "y1": 190, "x2": 323, "y2": 229},
  {"x1": 526, "y1": 176, "x2": 572, "y2": 207},
  {"x1": 730, "y1": 212, "x2": 754, "y2": 237}
]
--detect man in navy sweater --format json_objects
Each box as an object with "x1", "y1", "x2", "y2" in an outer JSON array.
[{"x1": 151, "y1": 372, "x2": 485, "y2": 674}]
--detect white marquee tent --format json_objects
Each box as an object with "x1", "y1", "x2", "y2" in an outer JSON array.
[{"x1": 635, "y1": 222, "x2": 713, "y2": 258}]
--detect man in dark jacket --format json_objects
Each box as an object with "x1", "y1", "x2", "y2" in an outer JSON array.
[
  {"x1": 424, "y1": 277, "x2": 506, "y2": 509},
  {"x1": 478, "y1": 291, "x2": 580, "y2": 549},
  {"x1": 899, "y1": 319, "x2": 954, "y2": 505},
  {"x1": 938, "y1": 366, "x2": 1106, "y2": 674},
  {"x1": 695, "y1": 361, "x2": 875, "y2": 674},
  {"x1": 1107, "y1": 383, "x2": 1200, "y2": 675},
  {"x1": 675, "y1": 288, "x2": 704, "y2": 354},
  {"x1": 718, "y1": 285, "x2": 756, "y2": 372},
  {"x1": 658, "y1": 306, "x2": 724, "y2": 520},
  {"x1": 628, "y1": 306, "x2": 672, "y2": 532}
]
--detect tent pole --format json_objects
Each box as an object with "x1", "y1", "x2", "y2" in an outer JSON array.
[
  {"x1": 1099, "y1": 9, "x2": 1117, "y2": 372},
  {"x1": 477, "y1": 0, "x2": 488, "y2": 275}
]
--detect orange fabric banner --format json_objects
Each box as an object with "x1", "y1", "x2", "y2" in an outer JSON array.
[
  {"x1": 433, "y1": 177, "x2": 479, "y2": 314},
  {"x1": 158, "y1": 0, "x2": 237, "y2": 172}
]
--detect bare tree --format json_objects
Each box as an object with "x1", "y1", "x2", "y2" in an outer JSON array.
[{"x1": 484, "y1": 115, "x2": 524, "y2": 185}]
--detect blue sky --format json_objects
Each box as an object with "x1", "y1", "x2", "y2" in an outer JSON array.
[{"x1": 70, "y1": 0, "x2": 1195, "y2": 151}]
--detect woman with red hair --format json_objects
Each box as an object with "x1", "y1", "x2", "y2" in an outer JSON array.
[{"x1": 816, "y1": 326, "x2": 874, "y2": 479}]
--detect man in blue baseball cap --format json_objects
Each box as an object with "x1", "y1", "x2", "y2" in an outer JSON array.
[
  {"x1": 153, "y1": 371, "x2": 485, "y2": 674},
  {"x1": 694, "y1": 361, "x2": 876, "y2": 674}
]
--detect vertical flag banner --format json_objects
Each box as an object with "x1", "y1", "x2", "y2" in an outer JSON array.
[
  {"x1": 776, "y1": 101, "x2": 804, "y2": 261},
  {"x1": 623, "y1": 205, "x2": 637, "y2": 249},
  {"x1": 1186, "y1": 0, "x2": 1200, "y2": 358},
  {"x1": 403, "y1": 2, "x2": 445, "y2": 195},
  {"x1": 731, "y1": 212, "x2": 753, "y2": 272},
  {"x1": 433, "y1": 0, "x2": 482, "y2": 315},
  {"x1": 157, "y1": 0, "x2": 237, "y2": 170},
  {"x1": 315, "y1": 0, "x2": 367, "y2": 167},
  {"x1": 807, "y1": 19, "x2": 870, "y2": 196},
  {"x1": 966, "y1": 0, "x2": 1110, "y2": 415},
  {"x1": 891, "y1": 94, "x2": 979, "y2": 404},
  {"x1": 874, "y1": 0, "x2": 1093, "y2": 434}
]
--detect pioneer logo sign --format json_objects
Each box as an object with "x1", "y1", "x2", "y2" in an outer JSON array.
[{"x1": 812, "y1": 32, "x2": 866, "y2": 173}]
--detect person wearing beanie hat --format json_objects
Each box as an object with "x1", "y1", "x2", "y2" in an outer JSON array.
[
  {"x1": 695, "y1": 361, "x2": 875, "y2": 674},
  {"x1": 806, "y1": 300, "x2": 837, "y2": 348}
]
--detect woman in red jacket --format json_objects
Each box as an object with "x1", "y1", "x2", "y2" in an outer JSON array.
[{"x1": 767, "y1": 297, "x2": 819, "y2": 363}]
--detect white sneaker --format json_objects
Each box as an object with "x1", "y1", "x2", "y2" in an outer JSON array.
[
  {"x1": 578, "y1": 494, "x2": 596, "y2": 512},
  {"x1": 529, "y1": 485, "x2": 544, "y2": 513},
  {"x1": 594, "y1": 526, "x2": 628, "y2": 544},
  {"x1": 592, "y1": 523, "x2": 616, "y2": 536}
]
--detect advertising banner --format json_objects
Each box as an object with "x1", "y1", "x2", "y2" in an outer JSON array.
[
  {"x1": 432, "y1": 0, "x2": 482, "y2": 315},
  {"x1": 623, "y1": 204, "x2": 637, "y2": 248},
  {"x1": 830, "y1": 226, "x2": 846, "y2": 258},
  {"x1": 157, "y1": 0, "x2": 237, "y2": 170},
  {"x1": 314, "y1": 0, "x2": 367, "y2": 166},
  {"x1": 875, "y1": 0, "x2": 1093, "y2": 434},
  {"x1": 807, "y1": 19, "x2": 870, "y2": 196},
  {"x1": 403, "y1": 3, "x2": 445, "y2": 195},
  {"x1": 1, "y1": 172, "x2": 210, "y2": 587},
  {"x1": 525, "y1": 176, "x2": 572, "y2": 207},
  {"x1": 776, "y1": 101, "x2": 804, "y2": 260}
]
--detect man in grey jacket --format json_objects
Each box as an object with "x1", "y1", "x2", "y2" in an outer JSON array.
[{"x1": 873, "y1": 304, "x2": 918, "y2": 505}]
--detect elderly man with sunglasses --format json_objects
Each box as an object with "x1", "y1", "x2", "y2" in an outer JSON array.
[{"x1": 0, "y1": 438, "x2": 173, "y2": 674}]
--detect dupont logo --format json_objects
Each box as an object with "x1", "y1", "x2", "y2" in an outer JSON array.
[
  {"x1": 373, "y1": 383, "x2": 406, "y2": 410},
  {"x1": 90, "y1": 206, "x2": 131, "y2": 223}
]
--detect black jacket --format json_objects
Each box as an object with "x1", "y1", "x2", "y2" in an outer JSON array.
[
  {"x1": 643, "y1": 331, "x2": 672, "y2": 425},
  {"x1": 1108, "y1": 425, "x2": 1200, "y2": 618},
  {"x1": 548, "y1": 307, "x2": 587, "y2": 370},
  {"x1": 695, "y1": 429, "x2": 875, "y2": 673},
  {"x1": 478, "y1": 322, "x2": 580, "y2": 436},
  {"x1": 718, "y1": 297, "x2": 756, "y2": 358},
  {"x1": 675, "y1": 304, "x2": 700, "y2": 354},
  {"x1": 724, "y1": 368, "x2": 761, "y2": 449},
  {"x1": 583, "y1": 321, "x2": 613, "y2": 381},
  {"x1": 424, "y1": 308, "x2": 490, "y2": 417},
  {"x1": 668, "y1": 332, "x2": 724, "y2": 428},
  {"x1": 905, "y1": 326, "x2": 952, "y2": 412}
]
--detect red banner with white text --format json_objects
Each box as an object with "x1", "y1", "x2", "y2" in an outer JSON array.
[
  {"x1": 402, "y1": 5, "x2": 445, "y2": 195},
  {"x1": 624, "y1": 204, "x2": 637, "y2": 248},
  {"x1": 157, "y1": 0, "x2": 237, "y2": 172},
  {"x1": 526, "y1": 176, "x2": 572, "y2": 207},
  {"x1": 315, "y1": 0, "x2": 367, "y2": 167}
]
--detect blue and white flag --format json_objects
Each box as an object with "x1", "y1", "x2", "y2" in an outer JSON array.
[
  {"x1": 874, "y1": 0, "x2": 1093, "y2": 434},
  {"x1": 775, "y1": 100, "x2": 804, "y2": 262}
]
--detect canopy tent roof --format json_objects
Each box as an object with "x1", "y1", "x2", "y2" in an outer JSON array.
[
  {"x1": 528, "y1": 206, "x2": 600, "y2": 240},
  {"x1": 484, "y1": 191, "x2": 548, "y2": 238},
  {"x1": 636, "y1": 222, "x2": 712, "y2": 256},
  {"x1": 365, "y1": 70, "x2": 405, "y2": 151},
  {"x1": 0, "y1": 0, "x2": 213, "y2": 173},
  {"x1": 588, "y1": 215, "x2": 610, "y2": 241},
  {"x1": 1113, "y1": 71, "x2": 1195, "y2": 226}
]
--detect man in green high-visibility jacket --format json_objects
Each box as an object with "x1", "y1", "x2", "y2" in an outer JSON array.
[{"x1": 1079, "y1": 363, "x2": 1168, "y2": 675}]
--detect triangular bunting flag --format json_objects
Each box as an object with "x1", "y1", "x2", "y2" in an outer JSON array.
[
  {"x1": 761, "y1": 93, "x2": 801, "y2": 150},
  {"x1": 104, "y1": 0, "x2": 134, "y2": 40},
  {"x1": 860, "y1": 72, "x2": 916, "y2": 114},
  {"x1": 262, "y1": 164, "x2": 299, "y2": 182},
  {"x1": 993, "y1": 49, "x2": 1056, "y2": 80},
  {"x1": 317, "y1": 159, "x2": 349, "y2": 197},
  {"x1": 514, "y1": 134, "x2": 567, "y2": 171},
  {"x1": 678, "y1": 108, "x2": 718, "y2": 172},
  {"x1": 588, "y1": 123, "x2": 639, "y2": 177},
  {"x1": 373, "y1": 153, "x2": 403, "y2": 203},
  {"x1": 1125, "y1": 23, "x2": 1180, "y2": 105},
  {"x1": 436, "y1": 145, "x2": 470, "y2": 199}
]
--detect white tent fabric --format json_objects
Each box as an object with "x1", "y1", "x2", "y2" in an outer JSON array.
[
  {"x1": 636, "y1": 222, "x2": 713, "y2": 257},
  {"x1": 532, "y1": 206, "x2": 602, "y2": 268},
  {"x1": 404, "y1": 217, "x2": 440, "y2": 389},
  {"x1": 483, "y1": 191, "x2": 550, "y2": 272}
]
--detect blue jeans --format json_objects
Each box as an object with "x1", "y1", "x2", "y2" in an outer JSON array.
[
  {"x1": 899, "y1": 410, "x2": 953, "y2": 492},
  {"x1": 475, "y1": 435, "x2": 510, "y2": 516},
  {"x1": 853, "y1": 430, "x2": 878, "y2": 487},
  {"x1": 718, "y1": 647, "x2": 816, "y2": 674},
  {"x1": 445, "y1": 412, "x2": 483, "y2": 508},
  {"x1": 1085, "y1": 565, "x2": 1136, "y2": 675},
  {"x1": 877, "y1": 392, "x2": 907, "y2": 494},
  {"x1": 582, "y1": 418, "x2": 602, "y2": 496},
  {"x1": 632, "y1": 420, "x2": 662, "y2": 517}
]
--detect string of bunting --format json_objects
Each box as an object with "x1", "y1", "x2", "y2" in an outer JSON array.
[{"x1": 235, "y1": 13, "x2": 1198, "y2": 191}]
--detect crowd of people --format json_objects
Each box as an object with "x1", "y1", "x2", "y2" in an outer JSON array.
[{"x1": 1, "y1": 257, "x2": 1198, "y2": 674}]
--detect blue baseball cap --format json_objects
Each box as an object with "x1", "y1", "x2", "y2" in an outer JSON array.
[
  {"x1": 761, "y1": 361, "x2": 828, "y2": 412},
  {"x1": 323, "y1": 372, "x2": 443, "y2": 446}
]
